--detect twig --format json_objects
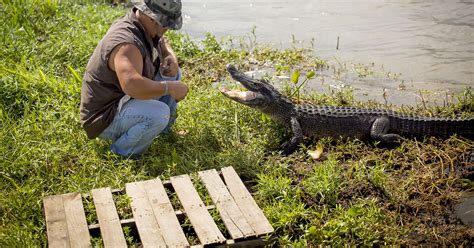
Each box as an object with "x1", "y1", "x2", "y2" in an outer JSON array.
[{"x1": 419, "y1": 89, "x2": 427, "y2": 111}]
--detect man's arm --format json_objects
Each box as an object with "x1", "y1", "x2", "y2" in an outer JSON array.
[{"x1": 108, "y1": 43, "x2": 187, "y2": 100}]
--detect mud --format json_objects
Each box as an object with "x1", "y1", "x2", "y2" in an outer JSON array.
[{"x1": 286, "y1": 137, "x2": 473, "y2": 245}]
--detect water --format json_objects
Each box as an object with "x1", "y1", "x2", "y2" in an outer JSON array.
[{"x1": 181, "y1": 0, "x2": 474, "y2": 105}]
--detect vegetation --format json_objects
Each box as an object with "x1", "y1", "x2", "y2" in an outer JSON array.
[{"x1": 1, "y1": 0, "x2": 472, "y2": 246}]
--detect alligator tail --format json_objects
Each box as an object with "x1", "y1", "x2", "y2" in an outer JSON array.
[{"x1": 389, "y1": 116, "x2": 474, "y2": 140}]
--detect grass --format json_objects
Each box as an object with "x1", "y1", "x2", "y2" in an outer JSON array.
[{"x1": 1, "y1": 0, "x2": 473, "y2": 247}]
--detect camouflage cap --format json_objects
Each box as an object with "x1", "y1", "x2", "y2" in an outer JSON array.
[{"x1": 132, "y1": 0, "x2": 182, "y2": 30}]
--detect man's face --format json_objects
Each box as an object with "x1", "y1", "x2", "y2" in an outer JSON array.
[
  {"x1": 150, "y1": 17, "x2": 168, "y2": 38},
  {"x1": 141, "y1": 12, "x2": 168, "y2": 38}
]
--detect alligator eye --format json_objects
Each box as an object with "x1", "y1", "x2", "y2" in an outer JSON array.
[{"x1": 251, "y1": 83, "x2": 263, "y2": 89}]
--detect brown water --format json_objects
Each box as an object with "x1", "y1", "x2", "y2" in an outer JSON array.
[{"x1": 182, "y1": 0, "x2": 474, "y2": 105}]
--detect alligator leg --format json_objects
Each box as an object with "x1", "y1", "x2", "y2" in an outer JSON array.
[
  {"x1": 370, "y1": 117, "x2": 404, "y2": 144},
  {"x1": 281, "y1": 117, "x2": 304, "y2": 155}
]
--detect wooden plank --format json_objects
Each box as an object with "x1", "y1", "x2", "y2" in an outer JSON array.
[
  {"x1": 221, "y1": 167, "x2": 274, "y2": 235},
  {"x1": 91, "y1": 187, "x2": 127, "y2": 248},
  {"x1": 143, "y1": 178, "x2": 189, "y2": 247},
  {"x1": 198, "y1": 169, "x2": 254, "y2": 239},
  {"x1": 62, "y1": 193, "x2": 91, "y2": 247},
  {"x1": 44, "y1": 195, "x2": 69, "y2": 248},
  {"x1": 125, "y1": 181, "x2": 166, "y2": 247},
  {"x1": 170, "y1": 175, "x2": 226, "y2": 245}
]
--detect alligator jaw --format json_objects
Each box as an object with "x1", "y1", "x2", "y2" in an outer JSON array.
[
  {"x1": 224, "y1": 64, "x2": 293, "y2": 111},
  {"x1": 220, "y1": 88, "x2": 262, "y2": 105},
  {"x1": 222, "y1": 64, "x2": 269, "y2": 106}
]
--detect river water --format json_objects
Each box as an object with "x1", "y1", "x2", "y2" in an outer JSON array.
[{"x1": 181, "y1": 0, "x2": 474, "y2": 106}]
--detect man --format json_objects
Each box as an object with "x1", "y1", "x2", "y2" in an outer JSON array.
[{"x1": 80, "y1": 0, "x2": 188, "y2": 158}]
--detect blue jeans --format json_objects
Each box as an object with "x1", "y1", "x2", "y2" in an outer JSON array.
[{"x1": 99, "y1": 70, "x2": 181, "y2": 158}]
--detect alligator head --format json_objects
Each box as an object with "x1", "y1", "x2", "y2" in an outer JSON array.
[{"x1": 221, "y1": 64, "x2": 293, "y2": 116}]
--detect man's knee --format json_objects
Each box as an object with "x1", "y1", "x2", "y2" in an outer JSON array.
[{"x1": 145, "y1": 100, "x2": 171, "y2": 133}]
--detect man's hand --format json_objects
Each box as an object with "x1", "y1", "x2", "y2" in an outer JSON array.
[
  {"x1": 167, "y1": 81, "x2": 188, "y2": 102},
  {"x1": 160, "y1": 55, "x2": 179, "y2": 77}
]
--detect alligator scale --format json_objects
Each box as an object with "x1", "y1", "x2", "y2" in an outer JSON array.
[{"x1": 221, "y1": 64, "x2": 474, "y2": 155}]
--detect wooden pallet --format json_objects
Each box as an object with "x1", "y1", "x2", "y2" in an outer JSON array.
[{"x1": 43, "y1": 166, "x2": 273, "y2": 247}]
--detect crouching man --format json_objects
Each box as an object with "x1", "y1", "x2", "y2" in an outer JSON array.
[{"x1": 80, "y1": 0, "x2": 188, "y2": 158}]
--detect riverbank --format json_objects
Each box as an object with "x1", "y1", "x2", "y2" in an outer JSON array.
[{"x1": 1, "y1": 1, "x2": 472, "y2": 246}]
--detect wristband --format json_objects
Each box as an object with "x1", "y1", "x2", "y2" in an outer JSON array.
[{"x1": 162, "y1": 81, "x2": 169, "y2": 95}]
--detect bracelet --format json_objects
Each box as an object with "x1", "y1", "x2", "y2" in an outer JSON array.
[{"x1": 162, "y1": 81, "x2": 169, "y2": 95}]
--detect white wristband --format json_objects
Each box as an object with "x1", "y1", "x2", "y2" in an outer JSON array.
[{"x1": 162, "y1": 81, "x2": 169, "y2": 95}]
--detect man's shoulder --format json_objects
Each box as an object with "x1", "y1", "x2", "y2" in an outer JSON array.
[{"x1": 101, "y1": 22, "x2": 143, "y2": 50}]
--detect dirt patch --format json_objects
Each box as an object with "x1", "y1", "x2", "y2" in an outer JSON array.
[
  {"x1": 337, "y1": 181, "x2": 388, "y2": 207},
  {"x1": 286, "y1": 137, "x2": 473, "y2": 245}
]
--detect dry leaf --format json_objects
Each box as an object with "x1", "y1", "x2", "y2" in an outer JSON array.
[{"x1": 307, "y1": 146, "x2": 323, "y2": 160}]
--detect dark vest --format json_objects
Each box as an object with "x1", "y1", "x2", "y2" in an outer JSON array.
[{"x1": 80, "y1": 9, "x2": 156, "y2": 139}]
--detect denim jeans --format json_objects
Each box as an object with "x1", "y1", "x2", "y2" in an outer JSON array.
[{"x1": 99, "y1": 70, "x2": 181, "y2": 158}]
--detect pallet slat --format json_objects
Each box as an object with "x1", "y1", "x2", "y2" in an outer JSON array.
[
  {"x1": 126, "y1": 181, "x2": 166, "y2": 247},
  {"x1": 62, "y1": 193, "x2": 91, "y2": 247},
  {"x1": 143, "y1": 178, "x2": 189, "y2": 247},
  {"x1": 171, "y1": 175, "x2": 226, "y2": 245},
  {"x1": 199, "y1": 169, "x2": 254, "y2": 239},
  {"x1": 44, "y1": 195, "x2": 69, "y2": 248},
  {"x1": 91, "y1": 187, "x2": 127, "y2": 248},
  {"x1": 221, "y1": 167, "x2": 274, "y2": 235}
]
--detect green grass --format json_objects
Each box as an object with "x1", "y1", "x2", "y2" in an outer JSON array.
[{"x1": 1, "y1": 1, "x2": 473, "y2": 247}]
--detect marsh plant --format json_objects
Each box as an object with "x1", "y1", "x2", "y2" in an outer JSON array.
[{"x1": 289, "y1": 69, "x2": 316, "y2": 102}]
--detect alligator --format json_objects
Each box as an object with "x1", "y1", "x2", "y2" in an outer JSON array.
[{"x1": 221, "y1": 64, "x2": 474, "y2": 155}]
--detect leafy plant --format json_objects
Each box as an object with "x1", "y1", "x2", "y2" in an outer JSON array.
[{"x1": 289, "y1": 70, "x2": 316, "y2": 102}]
